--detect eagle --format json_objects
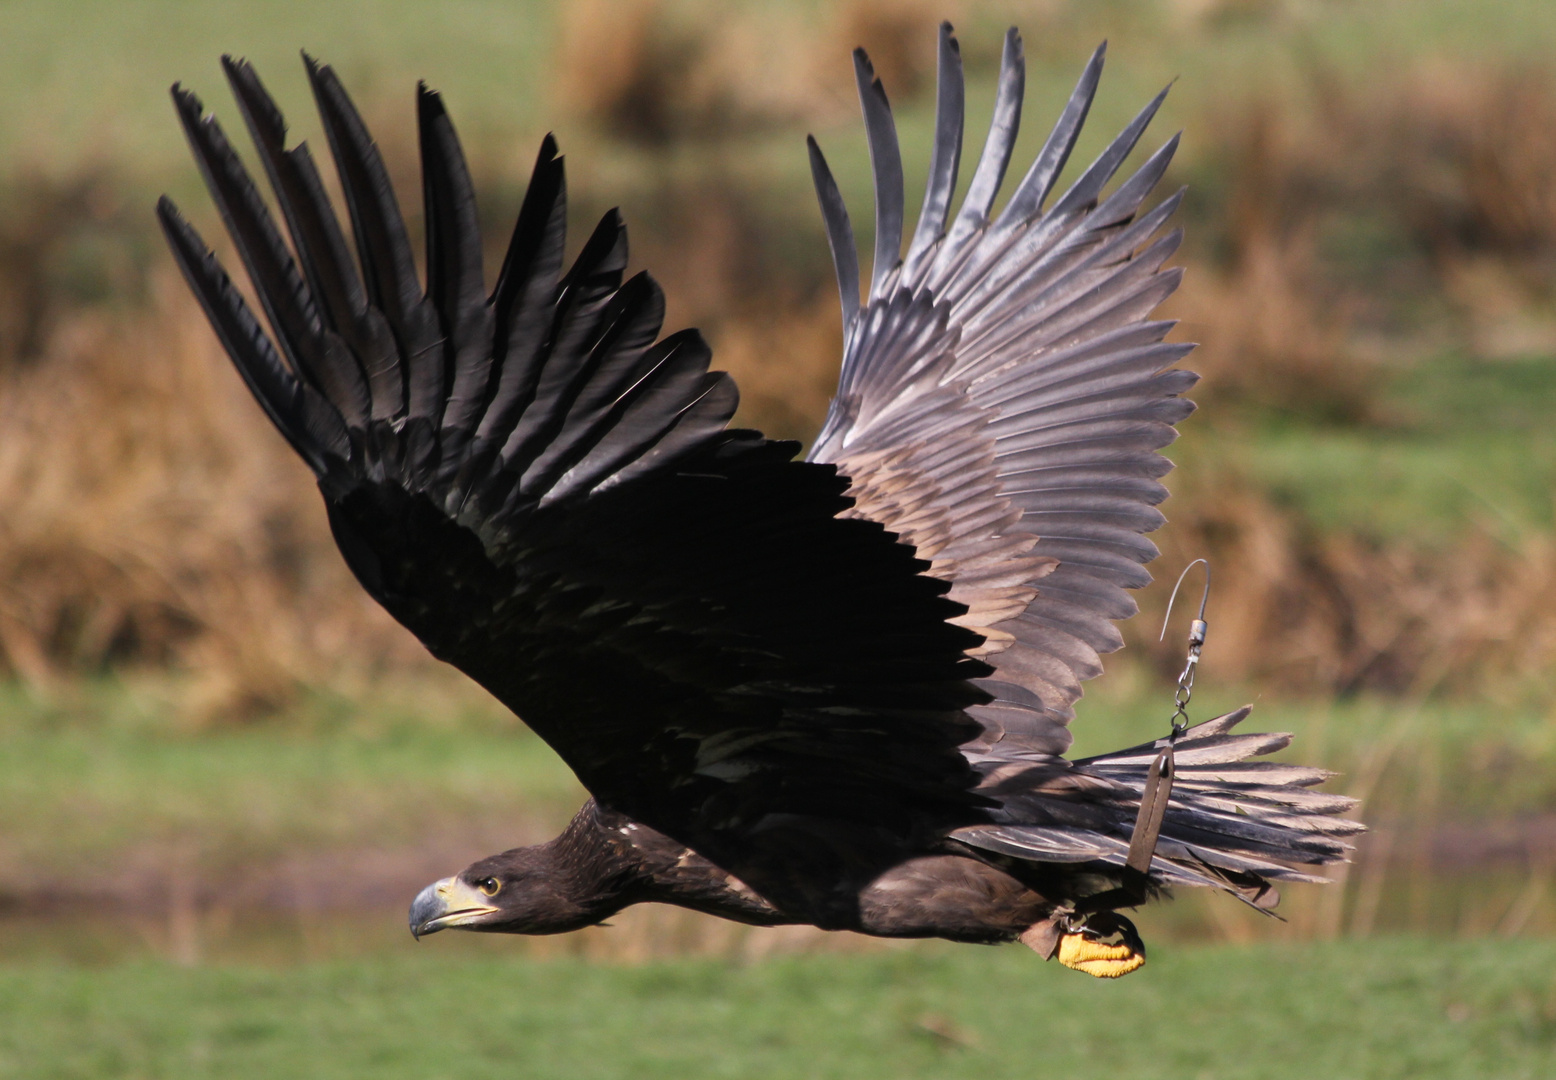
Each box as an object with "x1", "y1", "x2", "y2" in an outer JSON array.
[{"x1": 157, "y1": 23, "x2": 1360, "y2": 978}]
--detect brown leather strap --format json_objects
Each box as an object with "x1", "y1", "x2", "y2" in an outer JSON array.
[{"x1": 1121, "y1": 743, "x2": 1175, "y2": 901}]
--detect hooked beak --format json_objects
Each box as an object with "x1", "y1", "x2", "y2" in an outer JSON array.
[{"x1": 408, "y1": 876, "x2": 499, "y2": 939}]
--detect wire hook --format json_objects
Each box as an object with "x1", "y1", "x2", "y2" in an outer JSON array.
[
  {"x1": 1159, "y1": 558, "x2": 1211, "y2": 643},
  {"x1": 1159, "y1": 558, "x2": 1211, "y2": 739}
]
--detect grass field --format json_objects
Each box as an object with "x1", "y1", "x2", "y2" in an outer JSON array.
[{"x1": 2, "y1": 939, "x2": 1553, "y2": 1079}]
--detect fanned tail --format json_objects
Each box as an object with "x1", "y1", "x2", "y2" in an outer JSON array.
[{"x1": 956, "y1": 706, "x2": 1363, "y2": 910}]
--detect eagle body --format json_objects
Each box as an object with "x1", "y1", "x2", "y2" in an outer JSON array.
[
  {"x1": 160, "y1": 23, "x2": 1362, "y2": 972},
  {"x1": 433, "y1": 799, "x2": 1058, "y2": 945}
]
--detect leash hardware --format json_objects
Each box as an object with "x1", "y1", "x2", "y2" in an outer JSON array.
[{"x1": 1121, "y1": 559, "x2": 1212, "y2": 902}]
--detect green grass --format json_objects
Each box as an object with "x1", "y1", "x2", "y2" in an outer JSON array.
[
  {"x1": 0, "y1": 677, "x2": 584, "y2": 877},
  {"x1": 0, "y1": 0, "x2": 559, "y2": 184},
  {"x1": 1, "y1": 939, "x2": 1552, "y2": 1079},
  {"x1": 4, "y1": 668, "x2": 1554, "y2": 886},
  {"x1": 1212, "y1": 353, "x2": 1556, "y2": 544}
]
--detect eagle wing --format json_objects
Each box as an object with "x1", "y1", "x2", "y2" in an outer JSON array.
[
  {"x1": 806, "y1": 27, "x2": 1195, "y2": 771},
  {"x1": 159, "y1": 56, "x2": 995, "y2": 852}
]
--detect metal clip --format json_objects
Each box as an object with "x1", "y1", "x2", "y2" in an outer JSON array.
[
  {"x1": 1159, "y1": 559, "x2": 1211, "y2": 740},
  {"x1": 1119, "y1": 558, "x2": 1214, "y2": 903}
]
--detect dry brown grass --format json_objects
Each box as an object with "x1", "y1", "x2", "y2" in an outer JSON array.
[
  {"x1": 1360, "y1": 63, "x2": 1556, "y2": 356},
  {"x1": 552, "y1": 0, "x2": 949, "y2": 146},
  {"x1": 1120, "y1": 57, "x2": 1556, "y2": 694},
  {"x1": 1136, "y1": 464, "x2": 1556, "y2": 697},
  {"x1": 1167, "y1": 228, "x2": 1380, "y2": 424},
  {"x1": 554, "y1": 0, "x2": 813, "y2": 144},
  {"x1": 1184, "y1": 58, "x2": 1556, "y2": 360},
  {"x1": 0, "y1": 168, "x2": 149, "y2": 366},
  {"x1": 0, "y1": 272, "x2": 417, "y2": 718},
  {"x1": 830, "y1": 0, "x2": 948, "y2": 100},
  {"x1": 1354, "y1": 64, "x2": 1556, "y2": 277}
]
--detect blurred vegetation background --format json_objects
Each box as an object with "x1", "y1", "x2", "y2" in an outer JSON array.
[{"x1": 4, "y1": 0, "x2": 1556, "y2": 1075}]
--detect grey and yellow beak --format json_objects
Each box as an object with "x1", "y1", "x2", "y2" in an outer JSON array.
[{"x1": 409, "y1": 876, "x2": 500, "y2": 939}]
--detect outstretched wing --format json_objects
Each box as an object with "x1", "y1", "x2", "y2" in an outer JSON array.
[
  {"x1": 806, "y1": 26, "x2": 1195, "y2": 771},
  {"x1": 159, "y1": 57, "x2": 997, "y2": 856}
]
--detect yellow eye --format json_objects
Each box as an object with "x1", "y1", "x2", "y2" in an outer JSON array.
[{"x1": 478, "y1": 877, "x2": 501, "y2": 897}]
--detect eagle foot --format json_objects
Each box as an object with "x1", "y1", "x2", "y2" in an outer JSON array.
[{"x1": 1046, "y1": 911, "x2": 1147, "y2": 978}]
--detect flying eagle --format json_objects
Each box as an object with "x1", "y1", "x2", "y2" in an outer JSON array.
[{"x1": 157, "y1": 24, "x2": 1360, "y2": 978}]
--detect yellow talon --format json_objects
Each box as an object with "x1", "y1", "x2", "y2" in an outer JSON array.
[{"x1": 1057, "y1": 932, "x2": 1146, "y2": 978}]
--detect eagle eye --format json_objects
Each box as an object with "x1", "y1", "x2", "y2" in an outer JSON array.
[{"x1": 478, "y1": 877, "x2": 501, "y2": 897}]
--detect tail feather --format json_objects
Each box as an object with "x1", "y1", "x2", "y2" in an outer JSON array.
[
  {"x1": 956, "y1": 705, "x2": 1363, "y2": 909},
  {"x1": 1170, "y1": 783, "x2": 1359, "y2": 815}
]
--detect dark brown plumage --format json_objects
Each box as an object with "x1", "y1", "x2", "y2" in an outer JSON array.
[{"x1": 159, "y1": 24, "x2": 1361, "y2": 976}]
